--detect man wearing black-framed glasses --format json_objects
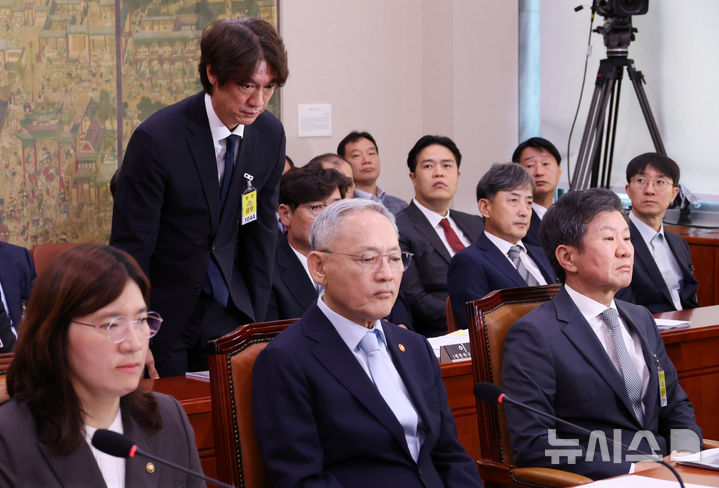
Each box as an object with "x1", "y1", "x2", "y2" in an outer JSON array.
[
  {"x1": 617, "y1": 152, "x2": 699, "y2": 312},
  {"x1": 253, "y1": 198, "x2": 482, "y2": 488},
  {"x1": 266, "y1": 165, "x2": 351, "y2": 320}
]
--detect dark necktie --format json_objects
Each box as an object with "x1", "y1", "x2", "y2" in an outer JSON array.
[
  {"x1": 601, "y1": 308, "x2": 644, "y2": 425},
  {"x1": 507, "y1": 245, "x2": 540, "y2": 286},
  {"x1": 439, "y1": 218, "x2": 466, "y2": 254},
  {"x1": 0, "y1": 299, "x2": 16, "y2": 353},
  {"x1": 220, "y1": 134, "x2": 239, "y2": 206}
]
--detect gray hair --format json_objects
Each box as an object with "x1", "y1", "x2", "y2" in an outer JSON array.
[
  {"x1": 310, "y1": 198, "x2": 398, "y2": 250},
  {"x1": 475, "y1": 162, "x2": 536, "y2": 201}
]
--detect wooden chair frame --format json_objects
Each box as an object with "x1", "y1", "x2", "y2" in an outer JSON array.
[
  {"x1": 208, "y1": 319, "x2": 297, "y2": 488},
  {"x1": 466, "y1": 284, "x2": 593, "y2": 487}
]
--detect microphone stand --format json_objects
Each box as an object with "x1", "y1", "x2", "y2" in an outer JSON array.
[{"x1": 474, "y1": 384, "x2": 686, "y2": 488}]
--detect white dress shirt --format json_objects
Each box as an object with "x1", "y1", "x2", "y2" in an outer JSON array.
[
  {"x1": 412, "y1": 198, "x2": 472, "y2": 257},
  {"x1": 484, "y1": 232, "x2": 547, "y2": 285},
  {"x1": 204, "y1": 93, "x2": 245, "y2": 183}
]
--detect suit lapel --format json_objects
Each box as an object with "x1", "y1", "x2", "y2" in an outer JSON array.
[
  {"x1": 407, "y1": 203, "x2": 452, "y2": 264},
  {"x1": 303, "y1": 306, "x2": 410, "y2": 456},
  {"x1": 450, "y1": 209, "x2": 483, "y2": 243},
  {"x1": 630, "y1": 222, "x2": 674, "y2": 306},
  {"x1": 277, "y1": 238, "x2": 317, "y2": 307},
  {"x1": 555, "y1": 289, "x2": 641, "y2": 425},
  {"x1": 123, "y1": 409, "x2": 158, "y2": 488},
  {"x1": 475, "y1": 234, "x2": 528, "y2": 287},
  {"x1": 38, "y1": 439, "x2": 107, "y2": 487},
  {"x1": 185, "y1": 94, "x2": 221, "y2": 234},
  {"x1": 526, "y1": 243, "x2": 558, "y2": 283},
  {"x1": 383, "y1": 324, "x2": 432, "y2": 441},
  {"x1": 617, "y1": 301, "x2": 657, "y2": 427}
]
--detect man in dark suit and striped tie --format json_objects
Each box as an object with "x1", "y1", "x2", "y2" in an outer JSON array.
[{"x1": 447, "y1": 162, "x2": 558, "y2": 328}]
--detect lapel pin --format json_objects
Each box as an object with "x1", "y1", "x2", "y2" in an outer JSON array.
[
  {"x1": 146, "y1": 462, "x2": 155, "y2": 474},
  {"x1": 398, "y1": 344, "x2": 406, "y2": 352}
]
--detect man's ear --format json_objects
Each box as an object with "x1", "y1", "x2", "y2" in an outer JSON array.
[
  {"x1": 478, "y1": 198, "x2": 491, "y2": 219},
  {"x1": 555, "y1": 244, "x2": 577, "y2": 275},
  {"x1": 278, "y1": 204, "x2": 292, "y2": 227},
  {"x1": 308, "y1": 251, "x2": 327, "y2": 286}
]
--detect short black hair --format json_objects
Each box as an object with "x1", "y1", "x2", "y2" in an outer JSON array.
[
  {"x1": 475, "y1": 163, "x2": 535, "y2": 202},
  {"x1": 512, "y1": 137, "x2": 561, "y2": 166},
  {"x1": 625, "y1": 152, "x2": 680, "y2": 186},
  {"x1": 336, "y1": 131, "x2": 378, "y2": 157},
  {"x1": 280, "y1": 166, "x2": 352, "y2": 208},
  {"x1": 539, "y1": 188, "x2": 624, "y2": 283},
  {"x1": 406, "y1": 135, "x2": 462, "y2": 172}
]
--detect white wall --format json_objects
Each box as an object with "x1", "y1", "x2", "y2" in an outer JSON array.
[
  {"x1": 540, "y1": 1, "x2": 719, "y2": 200},
  {"x1": 280, "y1": 1, "x2": 518, "y2": 213}
]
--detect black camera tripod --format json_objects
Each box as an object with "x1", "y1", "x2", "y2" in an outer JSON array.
[{"x1": 570, "y1": 46, "x2": 667, "y2": 190}]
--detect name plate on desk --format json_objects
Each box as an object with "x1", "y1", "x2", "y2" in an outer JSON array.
[{"x1": 440, "y1": 343, "x2": 471, "y2": 363}]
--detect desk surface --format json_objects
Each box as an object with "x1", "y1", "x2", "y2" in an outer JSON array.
[{"x1": 636, "y1": 462, "x2": 719, "y2": 487}]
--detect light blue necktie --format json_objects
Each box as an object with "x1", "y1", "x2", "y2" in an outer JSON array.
[
  {"x1": 508, "y1": 245, "x2": 540, "y2": 286},
  {"x1": 601, "y1": 308, "x2": 644, "y2": 425},
  {"x1": 358, "y1": 329, "x2": 420, "y2": 461}
]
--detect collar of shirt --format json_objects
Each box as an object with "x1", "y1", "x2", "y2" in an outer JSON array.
[
  {"x1": 532, "y1": 202, "x2": 548, "y2": 220},
  {"x1": 204, "y1": 92, "x2": 245, "y2": 155},
  {"x1": 316, "y1": 295, "x2": 383, "y2": 354},
  {"x1": 288, "y1": 242, "x2": 320, "y2": 290},
  {"x1": 412, "y1": 198, "x2": 450, "y2": 228},
  {"x1": 564, "y1": 283, "x2": 619, "y2": 325},
  {"x1": 628, "y1": 210, "x2": 664, "y2": 248},
  {"x1": 484, "y1": 231, "x2": 525, "y2": 256}
]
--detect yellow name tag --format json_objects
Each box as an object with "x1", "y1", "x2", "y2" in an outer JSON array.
[
  {"x1": 658, "y1": 369, "x2": 668, "y2": 407},
  {"x1": 242, "y1": 189, "x2": 257, "y2": 225}
]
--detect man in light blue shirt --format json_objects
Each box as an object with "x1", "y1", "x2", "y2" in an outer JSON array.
[{"x1": 253, "y1": 199, "x2": 482, "y2": 488}]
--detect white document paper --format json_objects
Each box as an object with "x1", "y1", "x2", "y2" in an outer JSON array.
[
  {"x1": 578, "y1": 473, "x2": 711, "y2": 487},
  {"x1": 427, "y1": 329, "x2": 470, "y2": 358}
]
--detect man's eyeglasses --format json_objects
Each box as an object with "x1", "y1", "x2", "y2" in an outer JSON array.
[
  {"x1": 630, "y1": 176, "x2": 673, "y2": 190},
  {"x1": 72, "y1": 312, "x2": 163, "y2": 344},
  {"x1": 319, "y1": 250, "x2": 413, "y2": 273}
]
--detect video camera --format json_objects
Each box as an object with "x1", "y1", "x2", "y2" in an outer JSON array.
[
  {"x1": 594, "y1": 0, "x2": 648, "y2": 18},
  {"x1": 593, "y1": 0, "x2": 649, "y2": 54}
]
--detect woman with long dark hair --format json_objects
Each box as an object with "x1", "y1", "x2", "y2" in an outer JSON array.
[{"x1": 0, "y1": 244, "x2": 202, "y2": 486}]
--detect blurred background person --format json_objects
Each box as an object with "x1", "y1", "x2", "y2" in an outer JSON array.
[
  {"x1": 305, "y1": 153, "x2": 356, "y2": 197},
  {"x1": 0, "y1": 241, "x2": 36, "y2": 353},
  {"x1": 0, "y1": 244, "x2": 203, "y2": 487},
  {"x1": 337, "y1": 131, "x2": 407, "y2": 214},
  {"x1": 512, "y1": 137, "x2": 563, "y2": 247},
  {"x1": 267, "y1": 166, "x2": 351, "y2": 320}
]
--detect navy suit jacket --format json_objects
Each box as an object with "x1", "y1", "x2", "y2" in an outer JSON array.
[
  {"x1": 0, "y1": 242, "x2": 36, "y2": 352},
  {"x1": 252, "y1": 304, "x2": 483, "y2": 488},
  {"x1": 615, "y1": 221, "x2": 699, "y2": 313},
  {"x1": 502, "y1": 287, "x2": 700, "y2": 480},
  {"x1": 447, "y1": 233, "x2": 558, "y2": 329},
  {"x1": 396, "y1": 202, "x2": 484, "y2": 337},
  {"x1": 266, "y1": 235, "x2": 317, "y2": 321},
  {"x1": 523, "y1": 208, "x2": 542, "y2": 247},
  {"x1": 111, "y1": 92, "x2": 284, "y2": 367}
]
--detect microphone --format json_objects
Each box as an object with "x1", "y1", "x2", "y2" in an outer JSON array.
[
  {"x1": 92, "y1": 429, "x2": 234, "y2": 488},
  {"x1": 473, "y1": 382, "x2": 686, "y2": 487}
]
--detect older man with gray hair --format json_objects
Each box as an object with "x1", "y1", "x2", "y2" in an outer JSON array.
[
  {"x1": 252, "y1": 198, "x2": 483, "y2": 488},
  {"x1": 447, "y1": 162, "x2": 558, "y2": 329}
]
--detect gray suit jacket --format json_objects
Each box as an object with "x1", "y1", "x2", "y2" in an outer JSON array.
[{"x1": 0, "y1": 392, "x2": 203, "y2": 487}]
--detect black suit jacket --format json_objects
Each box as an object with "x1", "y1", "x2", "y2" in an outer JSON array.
[
  {"x1": 523, "y1": 208, "x2": 542, "y2": 247},
  {"x1": 110, "y1": 92, "x2": 285, "y2": 363},
  {"x1": 447, "y1": 233, "x2": 558, "y2": 329},
  {"x1": 502, "y1": 288, "x2": 700, "y2": 479},
  {"x1": 253, "y1": 304, "x2": 483, "y2": 488},
  {"x1": 396, "y1": 202, "x2": 484, "y2": 337},
  {"x1": 266, "y1": 235, "x2": 318, "y2": 321},
  {"x1": 0, "y1": 242, "x2": 36, "y2": 352},
  {"x1": 615, "y1": 221, "x2": 699, "y2": 313},
  {"x1": 0, "y1": 393, "x2": 203, "y2": 487}
]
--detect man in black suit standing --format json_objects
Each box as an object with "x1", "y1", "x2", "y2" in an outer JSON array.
[
  {"x1": 395, "y1": 135, "x2": 483, "y2": 337},
  {"x1": 266, "y1": 165, "x2": 351, "y2": 320},
  {"x1": 512, "y1": 137, "x2": 562, "y2": 247},
  {"x1": 0, "y1": 242, "x2": 36, "y2": 352},
  {"x1": 110, "y1": 18, "x2": 288, "y2": 376},
  {"x1": 617, "y1": 153, "x2": 699, "y2": 312}
]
